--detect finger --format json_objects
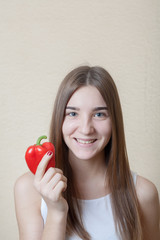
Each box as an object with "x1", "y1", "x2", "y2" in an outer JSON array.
[
  {"x1": 35, "y1": 151, "x2": 53, "y2": 181},
  {"x1": 47, "y1": 173, "x2": 63, "y2": 190},
  {"x1": 41, "y1": 168, "x2": 64, "y2": 185},
  {"x1": 50, "y1": 181, "x2": 67, "y2": 201},
  {"x1": 47, "y1": 173, "x2": 67, "y2": 190}
]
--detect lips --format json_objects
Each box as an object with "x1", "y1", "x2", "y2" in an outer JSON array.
[{"x1": 75, "y1": 138, "x2": 97, "y2": 144}]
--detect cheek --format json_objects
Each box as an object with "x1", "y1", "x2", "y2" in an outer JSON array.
[
  {"x1": 62, "y1": 119, "x2": 77, "y2": 136},
  {"x1": 98, "y1": 121, "x2": 112, "y2": 138},
  {"x1": 105, "y1": 127, "x2": 112, "y2": 139}
]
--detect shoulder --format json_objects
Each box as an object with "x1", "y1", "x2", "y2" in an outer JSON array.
[
  {"x1": 14, "y1": 171, "x2": 42, "y2": 213},
  {"x1": 136, "y1": 175, "x2": 159, "y2": 205},
  {"x1": 14, "y1": 171, "x2": 41, "y2": 208},
  {"x1": 136, "y1": 175, "x2": 160, "y2": 239},
  {"x1": 14, "y1": 172, "x2": 43, "y2": 238},
  {"x1": 14, "y1": 171, "x2": 38, "y2": 199},
  {"x1": 15, "y1": 171, "x2": 34, "y2": 190}
]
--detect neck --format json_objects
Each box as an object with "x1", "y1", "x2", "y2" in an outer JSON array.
[
  {"x1": 69, "y1": 151, "x2": 106, "y2": 177},
  {"x1": 68, "y1": 151, "x2": 109, "y2": 199}
]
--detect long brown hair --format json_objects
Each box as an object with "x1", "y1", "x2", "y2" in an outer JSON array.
[{"x1": 49, "y1": 66, "x2": 142, "y2": 239}]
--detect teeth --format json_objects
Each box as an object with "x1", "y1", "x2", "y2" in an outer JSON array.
[{"x1": 76, "y1": 139, "x2": 95, "y2": 144}]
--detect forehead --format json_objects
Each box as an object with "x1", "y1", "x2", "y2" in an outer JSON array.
[{"x1": 67, "y1": 86, "x2": 106, "y2": 107}]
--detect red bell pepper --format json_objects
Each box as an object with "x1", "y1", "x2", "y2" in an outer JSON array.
[{"x1": 25, "y1": 135, "x2": 55, "y2": 174}]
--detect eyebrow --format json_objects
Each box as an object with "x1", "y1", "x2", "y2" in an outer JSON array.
[
  {"x1": 93, "y1": 107, "x2": 108, "y2": 111},
  {"x1": 65, "y1": 106, "x2": 108, "y2": 111},
  {"x1": 66, "y1": 106, "x2": 80, "y2": 110}
]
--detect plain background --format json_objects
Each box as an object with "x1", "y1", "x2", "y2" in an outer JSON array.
[{"x1": 0, "y1": 0, "x2": 159, "y2": 239}]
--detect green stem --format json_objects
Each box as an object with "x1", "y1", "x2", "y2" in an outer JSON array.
[{"x1": 36, "y1": 135, "x2": 47, "y2": 145}]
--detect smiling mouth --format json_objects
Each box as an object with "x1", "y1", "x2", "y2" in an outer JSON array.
[{"x1": 75, "y1": 138, "x2": 97, "y2": 144}]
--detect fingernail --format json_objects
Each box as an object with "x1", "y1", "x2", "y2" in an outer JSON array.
[{"x1": 47, "y1": 151, "x2": 53, "y2": 156}]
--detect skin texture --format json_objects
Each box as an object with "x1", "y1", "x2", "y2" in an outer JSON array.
[
  {"x1": 62, "y1": 86, "x2": 112, "y2": 162},
  {"x1": 136, "y1": 176, "x2": 160, "y2": 240},
  {"x1": 14, "y1": 86, "x2": 160, "y2": 239},
  {"x1": 14, "y1": 153, "x2": 68, "y2": 240}
]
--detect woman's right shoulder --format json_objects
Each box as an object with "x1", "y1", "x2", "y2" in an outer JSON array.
[
  {"x1": 14, "y1": 173, "x2": 44, "y2": 238},
  {"x1": 15, "y1": 172, "x2": 35, "y2": 195},
  {"x1": 14, "y1": 171, "x2": 41, "y2": 209}
]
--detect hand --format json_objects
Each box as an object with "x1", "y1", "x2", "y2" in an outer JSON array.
[{"x1": 34, "y1": 151, "x2": 68, "y2": 215}]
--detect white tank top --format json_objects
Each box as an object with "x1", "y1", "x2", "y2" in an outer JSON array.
[{"x1": 41, "y1": 172, "x2": 137, "y2": 240}]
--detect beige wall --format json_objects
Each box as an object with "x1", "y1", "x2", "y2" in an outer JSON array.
[{"x1": 0, "y1": 0, "x2": 159, "y2": 238}]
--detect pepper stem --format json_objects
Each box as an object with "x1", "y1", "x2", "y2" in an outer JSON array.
[{"x1": 36, "y1": 135, "x2": 47, "y2": 145}]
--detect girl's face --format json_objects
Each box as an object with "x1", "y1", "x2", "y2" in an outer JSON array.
[{"x1": 62, "y1": 86, "x2": 112, "y2": 162}]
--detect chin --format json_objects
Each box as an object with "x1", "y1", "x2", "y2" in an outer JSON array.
[{"x1": 70, "y1": 150, "x2": 101, "y2": 162}]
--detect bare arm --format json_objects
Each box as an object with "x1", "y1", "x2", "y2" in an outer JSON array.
[
  {"x1": 136, "y1": 175, "x2": 160, "y2": 240},
  {"x1": 14, "y1": 152, "x2": 68, "y2": 240},
  {"x1": 14, "y1": 172, "x2": 44, "y2": 239}
]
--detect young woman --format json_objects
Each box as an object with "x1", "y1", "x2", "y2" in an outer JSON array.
[{"x1": 14, "y1": 66, "x2": 160, "y2": 240}]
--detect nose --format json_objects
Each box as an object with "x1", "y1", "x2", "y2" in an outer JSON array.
[{"x1": 78, "y1": 115, "x2": 94, "y2": 135}]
